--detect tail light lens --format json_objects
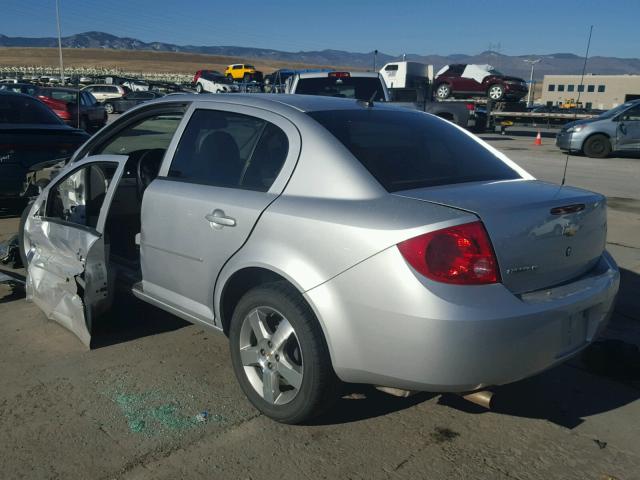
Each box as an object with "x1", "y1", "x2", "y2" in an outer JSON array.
[
  {"x1": 329, "y1": 72, "x2": 350, "y2": 79},
  {"x1": 465, "y1": 102, "x2": 475, "y2": 111},
  {"x1": 397, "y1": 221, "x2": 500, "y2": 285}
]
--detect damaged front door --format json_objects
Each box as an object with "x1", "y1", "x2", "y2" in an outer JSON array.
[{"x1": 25, "y1": 155, "x2": 127, "y2": 347}]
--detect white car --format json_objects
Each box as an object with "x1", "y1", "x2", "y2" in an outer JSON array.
[
  {"x1": 81, "y1": 84, "x2": 126, "y2": 102},
  {"x1": 195, "y1": 72, "x2": 237, "y2": 94}
]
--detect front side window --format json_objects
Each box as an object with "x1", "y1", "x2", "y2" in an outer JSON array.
[
  {"x1": 621, "y1": 105, "x2": 640, "y2": 121},
  {"x1": 169, "y1": 109, "x2": 288, "y2": 191},
  {"x1": 46, "y1": 162, "x2": 118, "y2": 229},
  {"x1": 385, "y1": 64, "x2": 399, "y2": 71},
  {"x1": 308, "y1": 109, "x2": 520, "y2": 192},
  {"x1": 94, "y1": 112, "x2": 183, "y2": 156}
]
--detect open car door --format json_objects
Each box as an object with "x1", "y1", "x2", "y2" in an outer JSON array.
[{"x1": 25, "y1": 155, "x2": 128, "y2": 348}]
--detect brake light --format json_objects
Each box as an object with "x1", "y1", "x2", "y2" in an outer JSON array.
[
  {"x1": 329, "y1": 72, "x2": 350, "y2": 78},
  {"x1": 465, "y1": 103, "x2": 475, "y2": 111},
  {"x1": 397, "y1": 221, "x2": 500, "y2": 285}
]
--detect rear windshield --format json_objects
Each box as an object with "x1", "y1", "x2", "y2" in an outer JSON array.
[
  {"x1": 0, "y1": 95, "x2": 63, "y2": 125},
  {"x1": 295, "y1": 77, "x2": 386, "y2": 102},
  {"x1": 308, "y1": 109, "x2": 520, "y2": 192}
]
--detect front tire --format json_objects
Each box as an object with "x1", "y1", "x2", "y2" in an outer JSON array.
[
  {"x1": 488, "y1": 84, "x2": 505, "y2": 101},
  {"x1": 435, "y1": 83, "x2": 451, "y2": 99},
  {"x1": 196, "y1": 83, "x2": 203, "y2": 93},
  {"x1": 229, "y1": 281, "x2": 339, "y2": 424},
  {"x1": 583, "y1": 134, "x2": 611, "y2": 158}
]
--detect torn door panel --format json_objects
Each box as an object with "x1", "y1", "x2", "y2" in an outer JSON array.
[{"x1": 25, "y1": 219, "x2": 102, "y2": 348}]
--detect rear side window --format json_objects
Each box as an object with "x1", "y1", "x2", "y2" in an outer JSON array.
[
  {"x1": 169, "y1": 109, "x2": 288, "y2": 191},
  {"x1": 0, "y1": 96, "x2": 62, "y2": 124},
  {"x1": 308, "y1": 109, "x2": 520, "y2": 192},
  {"x1": 295, "y1": 77, "x2": 386, "y2": 102}
]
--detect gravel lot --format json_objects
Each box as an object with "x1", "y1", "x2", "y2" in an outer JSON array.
[{"x1": 1, "y1": 128, "x2": 639, "y2": 480}]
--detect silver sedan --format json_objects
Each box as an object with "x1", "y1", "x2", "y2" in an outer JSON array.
[{"x1": 21, "y1": 94, "x2": 619, "y2": 424}]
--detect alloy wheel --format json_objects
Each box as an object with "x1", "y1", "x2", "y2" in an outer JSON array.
[
  {"x1": 489, "y1": 85, "x2": 504, "y2": 100},
  {"x1": 238, "y1": 306, "x2": 303, "y2": 405}
]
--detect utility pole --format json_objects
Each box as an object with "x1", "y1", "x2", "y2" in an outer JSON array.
[
  {"x1": 373, "y1": 49, "x2": 378, "y2": 71},
  {"x1": 55, "y1": 0, "x2": 64, "y2": 84},
  {"x1": 524, "y1": 58, "x2": 541, "y2": 107}
]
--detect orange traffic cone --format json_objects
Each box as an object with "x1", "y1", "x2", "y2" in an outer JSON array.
[{"x1": 534, "y1": 130, "x2": 542, "y2": 146}]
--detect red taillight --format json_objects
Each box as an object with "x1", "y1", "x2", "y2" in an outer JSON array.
[
  {"x1": 465, "y1": 102, "x2": 475, "y2": 111},
  {"x1": 397, "y1": 221, "x2": 500, "y2": 285},
  {"x1": 329, "y1": 71, "x2": 350, "y2": 79}
]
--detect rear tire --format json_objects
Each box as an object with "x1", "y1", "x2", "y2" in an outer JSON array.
[
  {"x1": 229, "y1": 281, "x2": 339, "y2": 424},
  {"x1": 104, "y1": 102, "x2": 114, "y2": 114},
  {"x1": 196, "y1": 83, "x2": 203, "y2": 93},
  {"x1": 435, "y1": 83, "x2": 451, "y2": 99},
  {"x1": 583, "y1": 134, "x2": 611, "y2": 158}
]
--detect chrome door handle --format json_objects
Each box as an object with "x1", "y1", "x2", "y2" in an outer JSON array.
[{"x1": 205, "y1": 209, "x2": 236, "y2": 228}]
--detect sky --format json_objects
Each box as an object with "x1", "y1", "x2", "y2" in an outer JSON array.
[{"x1": 1, "y1": 0, "x2": 638, "y2": 58}]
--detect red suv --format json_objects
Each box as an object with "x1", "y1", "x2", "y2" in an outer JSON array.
[{"x1": 434, "y1": 64, "x2": 528, "y2": 101}]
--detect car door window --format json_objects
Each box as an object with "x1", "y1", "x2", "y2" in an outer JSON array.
[
  {"x1": 93, "y1": 112, "x2": 184, "y2": 156},
  {"x1": 169, "y1": 109, "x2": 267, "y2": 189},
  {"x1": 46, "y1": 162, "x2": 118, "y2": 229},
  {"x1": 621, "y1": 106, "x2": 640, "y2": 121}
]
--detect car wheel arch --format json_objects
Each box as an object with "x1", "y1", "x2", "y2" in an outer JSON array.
[
  {"x1": 218, "y1": 266, "x2": 305, "y2": 336},
  {"x1": 581, "y1": 131, "x2": 611, "y2": 150}
]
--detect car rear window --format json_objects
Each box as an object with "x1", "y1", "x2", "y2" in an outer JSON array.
[
  {"x1": 295, "y1": 77, "x2": 386, "y2": 102},
  {"x1": 0, "y1": 95, "x2": 63, "y2": 125},
  {"x1": 308, "y1": 109, "x2": 520, "y2": 192}
]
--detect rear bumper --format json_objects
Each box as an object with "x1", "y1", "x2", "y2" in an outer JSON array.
[{"x1": 306, "y1": 248, "x2": 619, "y2": 392}]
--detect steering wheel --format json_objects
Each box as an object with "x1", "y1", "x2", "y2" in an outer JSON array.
[{"x1": 136, "y1": 149, "x2": 164, "y2": 201}]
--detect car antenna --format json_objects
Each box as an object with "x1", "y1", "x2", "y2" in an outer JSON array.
[
  {"x1": 562, "y1": 25, "x2": 593, "y2": 186},
  {"x1": 358, "y1": 90, "x2": 377, "y2": 108}
]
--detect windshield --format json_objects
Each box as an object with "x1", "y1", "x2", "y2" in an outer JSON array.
[
  {"x1": 598, "y1": 102, "x2": 635, "y2": 119},
  {"x1": 488, "y1": 68, "x2": 503, "y2": 75},
  {"x1": 308, "y1": 109, "x2": 520, "y2": 192},
  {"x1": 295, "y1": 77, "x2": 386, "y2": 102}
]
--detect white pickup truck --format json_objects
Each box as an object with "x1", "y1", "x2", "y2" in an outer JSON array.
[{"x1": 285, "y1": 71, "x2": 390, "y2": 102}]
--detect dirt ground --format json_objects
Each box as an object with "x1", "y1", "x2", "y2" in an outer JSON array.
[
  {"x1": 0, "y1": 47, "x2": 353, "y2": 75},
  {"x1": 1, "y1": 130, "x2": 639, "y2": 479}
]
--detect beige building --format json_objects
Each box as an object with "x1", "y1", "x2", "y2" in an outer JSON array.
[{"x1": 540, "y1": 74, "x2": 640, "y2": 110}]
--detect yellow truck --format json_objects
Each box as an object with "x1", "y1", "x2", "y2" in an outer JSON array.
[{"x1": 224, "y1": 64, "x2": 259, "y2": 82}]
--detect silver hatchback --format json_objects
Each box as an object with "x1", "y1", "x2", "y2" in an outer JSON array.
[{"x1": 22, "y1": 94, "x2": 619, "y2": 423}]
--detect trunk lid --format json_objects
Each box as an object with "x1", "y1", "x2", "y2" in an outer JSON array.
[{"x1": 395, "y1": 179, "x2": 607, "y2": 294}]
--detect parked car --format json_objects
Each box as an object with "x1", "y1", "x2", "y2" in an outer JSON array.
[
  {"x1": 556, "y1": 99, "x2": 640, "y2": 158},
  {"x1": 224, "y1": 64, "x2": 260, "y2": 82},
  {"x1": 286, "y1": 71, "x2": 390, "y2": 102},
  {"x1": 434, "y1": 64, "x2": 528, "y2": 101},
  {"x1": 36, "y1": 87, "x2": 107, "y2": 130},
  {"x1": 21, "y1": 94, "x2": 619, "y2": 424},
  {"x1": 103, "y1": 91, "x2": 165, "y2": 114},
  {"x1": 0, "y1": 82, "x2": 39, "y2": 96},
  {"x1": 194, "y1": 71, "x2": 237, "y2": 94},
  {"x1": 81, "y1": 84, "x2": 126, "y2": 102},
  {"x1": 0, "y1": 91, "x2": 89, "y2": 200},
  {"x1": 263, "y1": 69, "x2": 297, "y2": 92}
]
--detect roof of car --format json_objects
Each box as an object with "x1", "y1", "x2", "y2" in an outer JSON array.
[
  {"x1": 295, "y1": 71, "x2": 381, "y2": 79},
  {"x1": 152, "y1": 93, "x2": 403, "y2": 114}
]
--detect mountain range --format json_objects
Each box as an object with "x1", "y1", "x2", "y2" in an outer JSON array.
[{"x1": 2, "y1": 31, "x2": 640, "y2": 80}]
